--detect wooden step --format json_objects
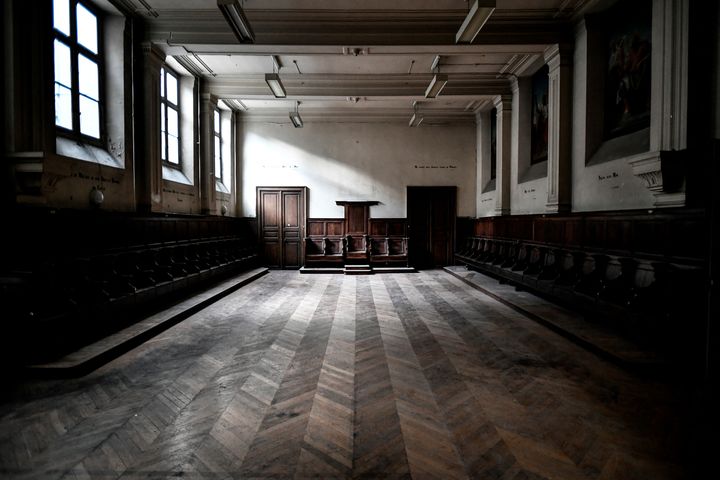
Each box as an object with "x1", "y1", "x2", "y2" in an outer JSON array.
[
  {"x1": 344, "y1": 264, "x2": 372, "y2": 275},
  {"x1": 27, "y1": 267, "x2": 269, "y2": 376}
]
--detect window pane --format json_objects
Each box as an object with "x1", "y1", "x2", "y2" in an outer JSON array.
[
  {"x1": 160, "y1": 69, "x2": 165, "y2": 98},
  {"x1": 160, "y1": 105, "x2": 166, "y2": 133},
  {"x1": 76, "y1": 3, "x2": 98, "y2": 54},
  {"x1": 214, "y1": 136, "x2": 221, "y2": 177},
  {"x1": 161, "y1": 132, "x2": 167, "y2": 160},
  {"x1": 168, "y1": 135, "x2": 179, "y2": 164},
  {"x1": 54, "y1": 40, "x2": 72, "y2": 87},
  {"x1": 54, "y1": 83, "x2": 73, "y2": 129},
  {"x1": 214, "y1": 110, "x2": 220, "y2": 134},
  {"x1": 79, "y1": 96, "x2": 100, "y2": 138},
  {"x1": 78, "y1": 54, "x2": 99, "y2": 100},
  {"x1": 167, "y1": 107, "x2": 178, "y2": 136},
  {"x1": 223, "y1": 152, "x2": 232, "y2": 190},
  {"x1": 53, "y1": 0, "x2": 70, "y2": 36},
  {"x1": 166, "y1": 73, "x2": 178, "y2": 105}
]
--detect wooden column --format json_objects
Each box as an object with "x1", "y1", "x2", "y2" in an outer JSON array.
[{"x1": 544, "y1": 44, "x2": 573, "y2": 213}]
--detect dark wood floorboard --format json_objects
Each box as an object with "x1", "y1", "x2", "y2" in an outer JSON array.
[{"x1": 0, "y1": 271, "x2": 687, "y2": 479}]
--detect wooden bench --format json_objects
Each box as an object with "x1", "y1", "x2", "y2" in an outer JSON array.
[
  {"x1": 370, "y1": 236, "x2": 409, "y2": 267},
  {"x1": 456, "y1": 235, "x2": 705, "y2": 353},
  {"x1": 304, "y1": 236, "x2": 345, "y2": 266}
]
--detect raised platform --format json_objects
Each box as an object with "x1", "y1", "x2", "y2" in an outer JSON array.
[
  {"x1": 444, "y1": 265, "x2": 667, "y2": 372},
  {"x1": 27, "y1": 267, "x2": 269, "y2": 377},
  {"x1": 300, "y1": 265, "x2": 415, "y2": 275}
]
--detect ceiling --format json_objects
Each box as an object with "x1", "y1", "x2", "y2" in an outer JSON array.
[{"x1": 121, "y1": 0, "x2": 597, "y2": 124}]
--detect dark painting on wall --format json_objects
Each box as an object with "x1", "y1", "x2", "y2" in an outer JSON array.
[
  {"x1": 604, "y1": 0, "x2": 652, "y2": 139},
  {"x1": 531, "y1": 65, "x2": 549, "y2": 164},
  {"x1": 490, "y1": 108, "x2": 497, "y2": 180}
]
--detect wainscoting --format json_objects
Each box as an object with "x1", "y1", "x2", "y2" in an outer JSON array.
[{"x1": 455, "y1": 208, "x2": 708, "y2": 366}]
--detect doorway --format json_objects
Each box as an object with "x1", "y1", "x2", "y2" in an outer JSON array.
[
  {"x1": 407, "y1": 186, "x2": 456, "y2": 269},
  {"x1": 256, "y1": 187, "x2": 307, "y2": 269}
]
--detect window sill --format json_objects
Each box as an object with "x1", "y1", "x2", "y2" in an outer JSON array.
[
  {"x1": 587, "y1": 128, "x2": 650, "y2": 167},
  {"x1": 56, "y1": 137, "x2": 124, "y2": 169},
  {"x1": 162, "y1": 165, "x2": 193, "y2": 185},
  {"x1": 518, "y1": 161, "x2": 548, "y2": 184},
  {"x1": 215, "y1": 180, "x2": 230, "y2": 194}
]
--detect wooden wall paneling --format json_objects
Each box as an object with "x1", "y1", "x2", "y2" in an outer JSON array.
[
  {"x1": 469, "y1": 208, "x2": 706, "y2": 263},
  {"x1": 369, "y1": 220, "x2": 387, "y2": 236},
  {"x1": 307, "y1": 219, "x2": 345, "y2": 237},
  {"x1": 326, "y1": 220, "x2": 344, "y2": 236},
  {"x1": 307, "y1": 220, "x2": 325, "y2": 237},
  {"x1": 347, "y1": 205, "x2": 368, "y2": 235}
]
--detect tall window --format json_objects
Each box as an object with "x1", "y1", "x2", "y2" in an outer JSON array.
[
  {"x1": 160, "y1": 67, "x2": 180, "y2": 166},
  {"x1": 214, "y1": 109, "x2": 223, "y2": 183},
  {"x1": 53, "y1": 0, "x2": 102, "y2": 140}
]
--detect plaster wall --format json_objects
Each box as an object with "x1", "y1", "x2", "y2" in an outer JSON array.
[
  {"x1": 475, "y1": 114, "x2": 496, "y2": 217},
  {"x1": 511, "y1": 78, "x2": 548, "y2": 215},
  {"x1": 240, "y1": 121, "x2": 477, "y2": 219}
]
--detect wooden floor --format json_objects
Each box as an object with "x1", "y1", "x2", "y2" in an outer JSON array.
[{"x1": 0, "y1": 271, "x2": 688, "y2": 479}]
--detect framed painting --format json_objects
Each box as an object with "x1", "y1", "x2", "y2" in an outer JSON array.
[
  {"x1": 603, "y1": 0, "x2": 652, "y2": 139},
  {"x1": 531, "y1": 65, "x2": 549, "y2": 164}
]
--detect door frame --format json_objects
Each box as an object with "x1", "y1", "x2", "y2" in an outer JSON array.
[
  {"x1": 407, "y1": 186, "x2": 457, "y2": 269},
  {"x1": 256, "y1": 186, "x2": 308, "y2": 269}
]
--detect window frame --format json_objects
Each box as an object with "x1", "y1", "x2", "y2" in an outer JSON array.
[
  {"x1": 52, "y1": 0, "x2": 105, "y2": 146},
  {"x1": 160, "y1": 66, "x2": 182, "y2": 169},
  {"x1": 213, "y1": 108, "x2": 224, "y2": 184}
]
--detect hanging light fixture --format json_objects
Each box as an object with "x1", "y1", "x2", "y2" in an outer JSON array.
[
  {"x1": 409, "y1": 101, "x2": 423, "y2": 127},
  {"x1": 217, "y1": 0, "x2": 255, "y2": 43},
  {"x1": 289, "y1": 101, "x2": 303, "y2": 128},
  {"x1": 425, "y1": 55, "x2": 447, "y2": 99},
  {"x1": 455, "y1": 0, "x2": 496, "y2": 44},
  {"x1": 265, "y1": 56, "x2": 286, "y2": 98}
]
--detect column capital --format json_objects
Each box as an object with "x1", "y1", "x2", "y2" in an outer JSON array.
[
  {"x1": 493, "y1": 94, "x2": 513, "y2": 111},
  {"x1": 140, "y1": 42, "x2": 165, "y2": 68},
  {"x1": 543, "y1": 44, "x2": 573, "y2": 71}
]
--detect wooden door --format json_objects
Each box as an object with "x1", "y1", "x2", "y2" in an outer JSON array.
[
  {"x1": 407, "y1": 186, "x2": 456, "y2": 269},
  {"x1": 257, "y1": 187, "x2": 307, "y2": 269}
]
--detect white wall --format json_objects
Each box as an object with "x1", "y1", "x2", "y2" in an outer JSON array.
[
  {"x1": 475, "y1": 114, "x2": 496, "y2": 217},
  {"x1": 239, "y1": 121, "x2": 476, "y2": 218}
]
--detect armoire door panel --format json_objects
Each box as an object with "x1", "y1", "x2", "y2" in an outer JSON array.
[
  {"x1": 257, "y1": 187, "x2": 307, "y2": 269},
  {"x1": 283, "y1": 193, "x2": 301, "y2": 227}
]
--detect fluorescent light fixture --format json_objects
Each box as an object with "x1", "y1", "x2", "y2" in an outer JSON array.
[
  {"x1": 289, "y1": 111, "x2": 303, "y2": 128},
  {"x1": 265, "y1": 73, "x2": 286, "y2": 98},
  {"x1": 222, "y1": 99, "x2": 247, "y2": 111},
  {"x1": 217, "y1": 0, "x2": 255, "y2": 43},
  {"x1": 430, "y1": 55, "x2": 441, "y2": 72},
  {"x1": 424, "y1": 74, "x2": 448, "y2": 98},
  {"x1": 455, "y1": 0, "x2": 496, "y2": 44},
  {"x1": 409, "y1": 113, "x2": 424, "y2": 127},
  {"x1": 289, "y1": 101, "x2": 303, "y2": 128}
]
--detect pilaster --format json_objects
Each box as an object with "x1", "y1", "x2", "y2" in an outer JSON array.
[
  {"x1": 544, "y1": 44, "x2": 573, "y2": 213},
  {"x1": 200, "y1": 93, "x2": 218, "y2": 214},
  {"x1": 137, "y1": 42, "x2": 165, "y2": 213},
  {"x1": 494, "y1": 95, "x2": 512, "y2": 216}
]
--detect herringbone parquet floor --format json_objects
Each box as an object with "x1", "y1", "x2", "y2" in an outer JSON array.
[{"x1": 0, "y1": 271, "x2": 687, "y2": 479}]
